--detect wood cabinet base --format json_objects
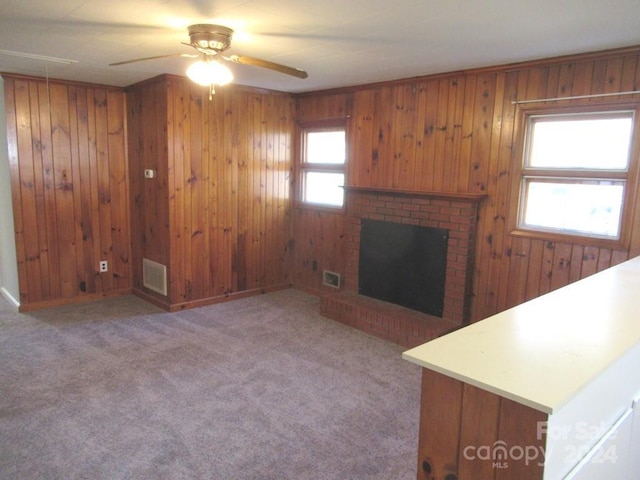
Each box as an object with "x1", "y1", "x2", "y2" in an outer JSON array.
[{"x1": 417, "y1": 369, "x2": 546, "y2": 480}]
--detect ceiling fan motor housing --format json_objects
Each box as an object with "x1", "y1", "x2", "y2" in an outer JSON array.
[{"x1": 188, "y1": 24, "x2": 233, "y2": 53}]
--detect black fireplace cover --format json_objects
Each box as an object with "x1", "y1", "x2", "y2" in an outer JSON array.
[{"x1": 358, "y1": 219, "x2": 448, "y2": 317}]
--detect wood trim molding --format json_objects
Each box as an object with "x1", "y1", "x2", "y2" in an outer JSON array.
[
  {"x1": 17, "y1": 289, "x2": 133, "y2": 313},
  {"x1": 0, "y1": 72, "x2": 125, "y2": 90},
  {"x1": 343, "y1": 185, "x2": 487, "y2": 203}
]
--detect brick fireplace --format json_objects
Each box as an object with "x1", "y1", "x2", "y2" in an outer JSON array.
[{"x1": 320, "y1": 186, "x2": 485, "y2": 347}]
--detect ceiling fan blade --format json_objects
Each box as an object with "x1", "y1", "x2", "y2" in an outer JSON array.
[
  {"x1": 109, "y1": 53, "x2": 197, "y2": 66},
  {"x1": 225, "y1": 55, "x2": 308, "y2": 79}
]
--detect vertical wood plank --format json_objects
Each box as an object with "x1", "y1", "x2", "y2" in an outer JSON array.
[
  {"x1": 456, "y1": 76, "x2": 476, "y2": 194},
  {"x1": 504, "y1": 237, "x2": 531, "y2": 309},
  {"x1": 571, "y1": 61, "x2": 594, "y2": 97},
  {"x1": 372, "y1": 87, "x2": 393, "y2": 187},
  {"x1": 191, "y1": 86, "x2": 205, "y2": 299},
  {"x1": 523, "y1": 240, "x2": 543, "y2": 303},
  {"x1": 106, "y1": 89, "x2": 130, "y2": 291},
  {"x1": 391, "y1": 84, "x2": 417, "y2": 188},
  {"x1": 494, "y1": 398, "x2": 546, "y2": 480},
  {"x1": 568, "y1": 244, "x2": 584, "y2": 284},
  {"x1": 12, "y1": 80, "x2": 39, "y2": 303},
  {"x1": 37, "y1": 82, "x2": 61, "y2": 299},
  {"x1": 417, "y1": 369, "x2": 463, "y2": 480},
  {"x1": 76, "y1": 87, "x2": 95, "y2": 293},
  {"x1": 619, "y1": 55, "x2": 638, "y2": 92},
  {"x1": 86, "y1": 87, "x2": 104, "y2": 293},
  {"x1": 236, "y1": 90, "x2": 249, "y2": 292},
  {"x1": 20, "y1": 81, "x2": 40, "y2": 300},
  {"x1": 457, "y1": 384, "x2": 501, "y2": 479},
  {"x1": 581, "y1": 246, "x2": 600, "y2": 278},
  {"x1": 93, "y1": 88, "x2": 114, "y2": 293},
  {"x1": 466, "y1": 74, "x2": 496, "y2": 195},
  {"x1": 415, "y1": 80, "x2": 438, "y2": 191},
  {"x1": 448, "y1": 77, "x2": 466, "y2": 192},
  {"x1": 549, "y1": 242, "x2": 573, "y2": 292},
  {"x1": 67, "y1": 86, "x2": 86, "y2": 295},
  {"x1": 537, "y1": 240, "x2": 555, "y2": 296},
  {"x1": 433, "y1": 78, "x2": 455, "y2": 190},
  {"x1": 350, "y1": 90, "x2": 375, "y2": 186},
  {"x1": 597, "y1": 248, "x2": 612, "y2": 272},
  {"x1": 4, "y1": 80, "x2": 24, "y2": 302}
]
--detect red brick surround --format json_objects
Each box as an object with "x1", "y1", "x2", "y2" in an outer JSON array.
[{"x1": 320, "y1": 187, "x2": 484, "y2": 347}]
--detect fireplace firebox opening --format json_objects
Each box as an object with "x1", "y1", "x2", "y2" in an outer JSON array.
[{"x1": 358, "y1": 219, "x2": 448, "y2": 317}]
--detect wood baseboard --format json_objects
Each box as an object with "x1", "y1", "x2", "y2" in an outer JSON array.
[
  {"x1": 132, "y1": 283, "x2": 294, "y2": 312},
  {"x1": 17, "y1": 289, "x2": 133, "y2": 312}
]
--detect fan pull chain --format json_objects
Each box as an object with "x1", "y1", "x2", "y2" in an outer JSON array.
[{"x1": 209, "y1": 84, "x2": 215, "y2": 101}]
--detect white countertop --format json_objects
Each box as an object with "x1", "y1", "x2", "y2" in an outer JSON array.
[{"x1": 403, "y1": 255, "x2": 640, "y2": 414}]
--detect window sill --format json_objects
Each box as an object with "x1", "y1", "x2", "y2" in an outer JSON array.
[
  {"x1": 295, "y1": 202, "x2": 346, "y2": 214},
  {"x1": 510, "y1": 228, "x2": 628, "y2": 249}
]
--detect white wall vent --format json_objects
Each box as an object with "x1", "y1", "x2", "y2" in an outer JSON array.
[
  {"x1": 142, "y1": 258, "x2": 167, "y2": 296},
  {"x1": 322, "y1": 270, "x2": 341, "y2": 288}
]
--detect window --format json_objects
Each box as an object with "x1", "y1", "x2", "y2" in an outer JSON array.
[
  {"x1": 299, "y1": 122, "x2": 346, "y2": 208},
  {"x1": 512, "y1": 103, "x2": 640, "y2": 246}
]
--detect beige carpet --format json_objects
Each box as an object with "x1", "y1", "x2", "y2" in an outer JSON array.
[{"x1": 0, "y1": 289, "x2": 421, "y2": 479}]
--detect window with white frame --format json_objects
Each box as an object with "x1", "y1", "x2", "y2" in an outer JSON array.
[
  {"x1": 299, "y1": 123, "x2": 346, "y2": 208},
  {"x1": 512, "y1": 104, "x2": 639, "y2": 245}
]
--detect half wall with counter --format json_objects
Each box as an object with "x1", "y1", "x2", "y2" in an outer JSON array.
[{"x1": 403, "y1": 256, "x2": 640, "y2": 479}]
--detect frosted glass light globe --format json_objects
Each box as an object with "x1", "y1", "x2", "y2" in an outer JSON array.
[{"x1": 186, "y1": 60, "x2": 234, "y2": 87}]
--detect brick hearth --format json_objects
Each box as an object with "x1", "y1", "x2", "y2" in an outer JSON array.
[{"x1": 320, "y1": 186, "x2": 484, "y2": 347}]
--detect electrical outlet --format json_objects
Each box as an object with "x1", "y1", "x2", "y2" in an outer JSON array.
[{"x1": 99, "y1": 261, "x2": 108, "y2": 273}]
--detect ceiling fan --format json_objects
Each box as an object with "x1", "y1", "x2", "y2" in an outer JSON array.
[{"x1": 110, "y1": 24, "x2": 308, "y2": 96}]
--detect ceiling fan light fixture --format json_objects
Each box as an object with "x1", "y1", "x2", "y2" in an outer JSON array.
[
  {"x1": 109, "y1": 23, "x2": 307, "y2": 94},
  {"x1": 186, "y1": 58, "x2": 234, "y2": 87},
  {"x1": 188, "y1": 24, "x2": 233, "y2": 52}
]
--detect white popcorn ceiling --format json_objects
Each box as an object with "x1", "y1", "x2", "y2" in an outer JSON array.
[{"x1": 0, "y1": 0, "x2": 639, "y2": 93}]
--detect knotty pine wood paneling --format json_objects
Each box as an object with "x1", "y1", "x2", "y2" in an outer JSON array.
[
  {"x1": 294, "y1": 47, "x2": 640, "y2": 322},
  {"x1": 293, "y1": 93, "x2": 352, "y2": 293},
  {"x1": 127, "y1": 76, "x2": 295, "y2": 309},
  {"x1": 417, "y1": 369, "x2": 546, "y2": 480},
  {"x1": 3, "y1": 75, "x2": 130, "y2": 310},
  {"x1": 126, "y1": 78, "x2": 170, "y2": 298}
]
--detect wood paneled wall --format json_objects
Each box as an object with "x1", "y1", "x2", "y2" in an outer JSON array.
[
  {"x1": 6, "y1": 47, "x2": 640, "y2": 317},
  {"x1": 293, "y1": 93, "x2": 352, "y2": 292},
  {"x1": 294, "y1": 47, "x2": 640, "y2": 321},
  {"x1": 3, "y1": 75, "x2": 130, "y2": 309},
  {"x1": 417, "y1": 368, "x2": 546, "y2": 479},
  {"x1": 126, "y1": 78, "x2": 171, "y2": 297},
  {"x1": 127, "y1": 76, "x2": 295, "y2": 309}
]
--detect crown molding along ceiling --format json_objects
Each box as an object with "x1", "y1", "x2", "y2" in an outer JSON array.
[{"x1": 1, "y1": 0, "x2": 640, "y2": 94}]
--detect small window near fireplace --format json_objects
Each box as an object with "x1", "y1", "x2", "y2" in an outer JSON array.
[
  {"x1": 297, "y1": 120, "x2": 347, "y2": 209},
  {"x1": 358, "y1": 219, "x2": 448, "y2": 317}
]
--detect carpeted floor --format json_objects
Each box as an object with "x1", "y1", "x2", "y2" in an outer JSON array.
[{"x1": 0, "y1": 289, "x2": 421, "y2": 479}]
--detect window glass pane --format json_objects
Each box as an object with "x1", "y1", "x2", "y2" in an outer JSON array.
[
  {"x1": 303, "y1": 172, "x2": 344, "y2": 206},
  {"x1": 528, "y1": 114, "x2": 633, "y2": 170},
  {"x1": 306, "y1": 131, "x2": 345, "y2": 164},
  {"x1": 522, "y1": 180, "x2": 624, "y2": 238}
]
